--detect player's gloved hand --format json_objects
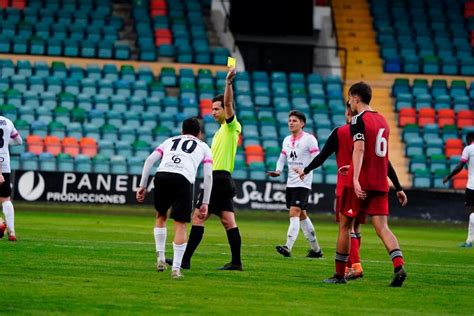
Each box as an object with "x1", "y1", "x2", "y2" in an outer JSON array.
[
  {"x1": 338, "y1": 165, "x2": 350, "y2": 176},
  {"x1": 136, "y1": 187, "x2": 146, "y2": 203},
  {"x1": 396, "y1": 190, "x2": 408, "y2": 207},
  {"x1": 0, "y1": 174, "x2": 5, "y2": 185},
  {"x1": 353, "y1": 179, "x2": 366, "y2": 200},
  {"x1": 198, "y1": 203, "x2": 208, "y2": 219},
  {"x1": 292, "y1": 168, "x2": 305, "y2": 180},
  {"x1": 266, "y1": 171, "x2": 281, "y2": 177}
]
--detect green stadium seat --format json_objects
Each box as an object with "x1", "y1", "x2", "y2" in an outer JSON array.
[
  {"x1": 93, "y1": 154, "x2": 110, "y2": 173},
  {"x1": 20, "y1": 152, "x2": 39, "y2": 170},
  {"x1": 413, "y1": 169, "x2": 431, "y2": 188},
  {"x1": 39, "y1": 152, "x2": 56, "y2": 172}
]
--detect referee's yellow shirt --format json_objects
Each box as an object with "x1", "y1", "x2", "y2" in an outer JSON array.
[{"x1": 211, "y1": 115, "x2": 241, "y2": 173}]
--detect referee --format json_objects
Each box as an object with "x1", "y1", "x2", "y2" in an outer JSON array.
[{"x1": 182, "y1": 67, "x2": 242, "y2": 270}]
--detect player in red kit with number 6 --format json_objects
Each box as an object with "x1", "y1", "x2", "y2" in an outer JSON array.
[{"x1": 324, "y1": 82, "x2": 407, "y2": 287}]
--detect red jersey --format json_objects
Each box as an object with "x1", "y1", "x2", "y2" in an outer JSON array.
[
  {"x1": 335, "y1": 125, "x2": 352, "y2": 196},
  {"x1": 347, "y1": 111, "x2": 389, "y2": 192}
]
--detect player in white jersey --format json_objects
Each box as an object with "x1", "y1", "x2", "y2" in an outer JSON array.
[
  {"x1": 0, "y1": 116, "x2": 23, "y2": 242},
  {"x1": 267, "y1": 111, "x2": 323, "y2": 258},
  {"x1": 444, "y1": 132, "x2": 474, "y2": 248},
  {"x1": 136, "y1": 118, "x2": 213, "y2": 279}
]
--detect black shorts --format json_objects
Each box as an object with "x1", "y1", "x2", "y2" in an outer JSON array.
[
  {"x1": 466, "y1": 188, "x2": 474, "y2": 207},
  {"x1": 195, "y1": 171, "x2": 237, "y2": 215},
  {"x1": 286, "y1": 187, "x2": 310, "y2": 210},
  {"x1": 153, "y1": 172, "x2": 193, "y2": 223},
  {"x1": 0, "y1": 173, "x2": 11, "y2": 198}
]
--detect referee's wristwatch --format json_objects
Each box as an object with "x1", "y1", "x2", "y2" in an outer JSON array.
[{"x1": 226, "y1": 80, "x2": 233, "y2": 85}]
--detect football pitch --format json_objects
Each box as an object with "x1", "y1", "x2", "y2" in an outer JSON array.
[{"x1": 1, "y1": 203, "x2": 473, "y2": 315}]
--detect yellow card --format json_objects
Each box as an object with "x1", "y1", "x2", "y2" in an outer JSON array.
[{"x1": 227, "y1": 57, "x2": 236, "y2": 68}]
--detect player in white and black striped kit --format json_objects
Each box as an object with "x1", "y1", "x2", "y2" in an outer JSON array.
[
  {"x1": 0, "y1": 116, "x2": 23, "y2": 242},
  {"x1": 267, "y1": 111, "x2": 323, "y2": 258},
  {"x1": 136, "y1": 118, "x2": 213, "y2": 279}
]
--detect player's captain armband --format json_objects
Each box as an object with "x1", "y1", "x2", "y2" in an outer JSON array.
[{"x1": 353, "y1": 133, "x2": 365, "y2": 142}]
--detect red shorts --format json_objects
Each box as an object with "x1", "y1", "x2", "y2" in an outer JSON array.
[
  {"x1": 335, "y1": 194, "x2": 367, "y2": 224},
  {"x1": 340, "y1": 187, "x2": 389, "y2": 219}
]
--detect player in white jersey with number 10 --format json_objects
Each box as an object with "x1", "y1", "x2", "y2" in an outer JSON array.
[
  {"x1": 267, "y1": 111, "x2": 323, "y2": 258},
  {"x1": 136, "y1": 118, "x2": 213, "y2": 279},
  {"x1": 0, "y1": 116, "x2": 23, "y2": 242}
]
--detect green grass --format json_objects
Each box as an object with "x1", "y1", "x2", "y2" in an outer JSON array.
[{"x1": 1, "y1": 204, "x2": 473, "y2": 315}]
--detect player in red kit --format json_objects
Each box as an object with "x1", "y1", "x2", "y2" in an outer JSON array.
[
  {"x1": 295, "y1": 101, "x2": 407, "y2": 280},
  {"x1": 324, "y1": 82, "x2": 407, "y2": 286}
]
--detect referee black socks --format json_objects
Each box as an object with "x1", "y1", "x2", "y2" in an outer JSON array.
[
  {"x1": 226, "y1": 227, "x2": 241, "y2": 265},
  {"x1": 182, "y1": 225, "x2": 204, "y2": 264}
]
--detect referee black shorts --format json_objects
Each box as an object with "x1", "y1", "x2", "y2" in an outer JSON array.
[
  {"x1": 286, "y1": 187, "x2": 311, "y2": 210},
  {"x1": 466, "y1": 188, "x2": 474, "y2": 207},
  {"x1": 195, "y1": 170, "x2": 237, "y2": 215},
  {"x1": 0, "y1": 173, "x2": 11, "y2": 198},
  {"x1": 153, "y1": 172, "x2": 193, "y2": 223}
]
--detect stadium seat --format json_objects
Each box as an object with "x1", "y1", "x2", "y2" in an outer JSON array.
[
  {"x1": 413, "y1": 169, "x2": 431, "y2": 188},
  {"x1": 75, "y1": 154, "x2": 92, "y2": 173},
  {"x1": 20, "y1": 152, "x2": 39, "y2": 170},
  {"x1": 39, "y1": 152, "x2": 56, "y2": 172},
  {"x1": 432, "y1": 169, "x2": 449, "y2": 188},
  {"x1": 80, "y1": 137, "x2": 98, "y2": 158},
  {"x1": 62, "y1": 137, "x2": 80, "y2": 157},
  {"x1": 437, "y1": 109, "x2": 455, "y2": 127},
  {"x1": 398, "y1": 108, "x2": 416, "y2": 126},
  {"x1": 57, "y1": 153, "x2": 74, "y2": 172},
  {"x1": 93, "y1": 154, "x2": 111, "y2": 173},
  {"x1": 44, "y1": 135, "x2": 62, "y2": 156},
  {"x1": 445, "y1": 138, "x2": 463, "y2": 158},
  {"x1": 26, "y1": 135, "x2": 43, "y2": 155},
  {"x1": 452, "y1": 169, "x2": 468, "y2": 189},
  {"x1": 457, "y1": 110, "x2": 474, "y2": 128},
  {"x1": 418, "y1": 108, "x2": 436, "y2": 127},
  {"x1": 128, "y1": 156, "x2": 144, "y2": 175},
  {"x1": 110, "y1": 155, "x2": 127, "y2": 174}
]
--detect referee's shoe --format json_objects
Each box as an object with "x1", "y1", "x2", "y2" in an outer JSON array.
[{"x1": 218, "y1": 262, "x2": 243, "y2": 271}]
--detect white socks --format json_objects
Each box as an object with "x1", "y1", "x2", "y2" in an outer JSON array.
[
  {"x1": 154, "y1": 227, "x2": 167, "y2": 261},
  {"x1": 285, "y1": 217, "x2": 300, "y2": 250},
  {"x1": 172, "y1": 242, "x2": 187, "y2": 271},
  {"x1": 300, "y1": 217, "x2": 321, "y2": 252},
  {"x1": 3, "y1": 201, "x2": 14, "y2": 235},
  {"x1": 467, "y1": 213, "x2": 474, "y2": 243}
]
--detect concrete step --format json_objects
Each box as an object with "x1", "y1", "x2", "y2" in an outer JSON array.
[{"x1": 346, "y1": 59, "x2": 383, "y2": 67}]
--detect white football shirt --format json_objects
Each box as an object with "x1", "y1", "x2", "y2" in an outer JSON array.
[
  {"x1": 156, "y1": 135, "x2": 213, "y2": 184},
  {"x1": 461, "y1": 143, "x2": 474, "y2": 190},
  {"x1": 0, "y1": 116, "x2": 19, "y2": 173},
  {"x1": 277, "y1": 131, "x2": 319, "y2": 189}
]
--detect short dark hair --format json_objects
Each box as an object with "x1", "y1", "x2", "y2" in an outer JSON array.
[
  {"x1": 467, "y1": 132, "x2": 474, "y2": 144},
  {"x1": 288, "y1": 110, "x2": 306, "y2": 126},
  {"x1": 182, "y1": 117, "x2": 201, "y2": 137},
  {"x1": 212, "y1": 94, "x2": 224, "y2": 108},
  {"x1": 349, "y1": 82, "x2": 372, "y2": 105}
]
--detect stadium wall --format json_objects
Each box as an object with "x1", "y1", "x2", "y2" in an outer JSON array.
[{"x1": 12, "y1": 171, "x2": 466, "y2": 222}]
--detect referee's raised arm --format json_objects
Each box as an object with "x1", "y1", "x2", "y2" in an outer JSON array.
[{"x1": 224, "y1": 68, "x2": 236, "y2": 119}]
